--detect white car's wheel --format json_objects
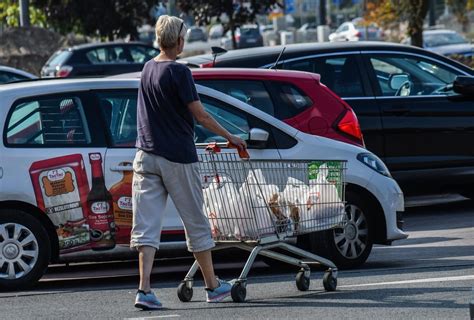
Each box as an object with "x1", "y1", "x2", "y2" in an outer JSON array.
[
  {"x1": 0, "y1": 209, "x2": 51, "y2": 290},
  {"x1": 298, "y1": 191, "x2": 374, "y2": 269}
]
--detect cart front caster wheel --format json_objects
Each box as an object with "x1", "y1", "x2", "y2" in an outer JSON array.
[
  {"x1": 323, "y1": 271, "x2": 337, "y2": 291},
  {"x1": 295, "y1": 271, "x2": 310, "y2": 291},
  {"x1": 231, "y1": 282, "x2": 247, "y2": 302},
  {"x1": 177, "y1": 282, "x2": 193, "y2": 302}
]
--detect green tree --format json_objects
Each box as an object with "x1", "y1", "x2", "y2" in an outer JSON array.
[
  {"x1": 0, "y1": 0, "x2": 47, "y2": 27},
  {"x1": 178, "y1": 0, "x2": 282, "y2": 49},
  {"x1": 30, "y1": 0, "x2": 156, "y2": 40}
]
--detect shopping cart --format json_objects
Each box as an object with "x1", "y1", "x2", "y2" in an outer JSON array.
[{"x1": 177, "y1": 143, "x2": 347, "y2": 303}]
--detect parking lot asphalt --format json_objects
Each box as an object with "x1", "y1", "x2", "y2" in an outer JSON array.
[{"x1": 0, "y1": 199, "x2": 473, "y2": 320}]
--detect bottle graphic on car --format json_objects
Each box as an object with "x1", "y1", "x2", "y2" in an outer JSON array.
[
  {"x1": 86, "y1": 153, "x2": 116, "y2": 250},
  {"x1": 109, "y1": 162, "x2": 133, "y2": 244}
]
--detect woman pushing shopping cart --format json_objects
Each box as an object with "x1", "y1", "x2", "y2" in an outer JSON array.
[{"x1": 177, "y1": 142, "x2": 347, "y2": 302}]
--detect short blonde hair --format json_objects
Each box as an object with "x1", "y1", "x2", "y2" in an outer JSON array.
[{"x1": 155, "y1": 15, "x2": 187, "y2": 49}]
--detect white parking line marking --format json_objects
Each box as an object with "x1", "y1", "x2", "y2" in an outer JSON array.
[
  {"x1": 339, "y1": 274, "x2": 474, "y2": 288},
  {"x1": 125, "y1": 315, "x2": 180, "y2": 320}
]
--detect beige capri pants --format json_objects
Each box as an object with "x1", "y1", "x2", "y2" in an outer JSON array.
[{"x1": 130, "y1": 149, "x2": 215, "y2": 252}]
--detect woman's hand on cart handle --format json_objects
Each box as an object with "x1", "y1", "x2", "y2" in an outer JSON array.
[{"x1": 227, "y1": 135, "x2": 249, "y2": 159}]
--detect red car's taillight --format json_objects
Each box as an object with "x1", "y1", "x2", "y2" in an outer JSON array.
[
  {"x1": 336, "y1": 109, "x2": 365, "y2": 146},
  {"x1": 199, "y1": 62, "x2": 214, "y2": 68},
  {"x1": 56, "y1": 65, "x2": 73, "y2": 77}
]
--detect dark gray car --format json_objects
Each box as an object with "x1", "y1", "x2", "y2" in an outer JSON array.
[
  {"x1": 41, "y1": 42, "x2": 159, "y2": 78},
  {"x1": 221, "y1": 26, "x2": 263, "y2": 49}
]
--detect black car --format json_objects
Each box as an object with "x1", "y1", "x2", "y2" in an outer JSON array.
[
  {"x1": 41, "y1": 42, "x2": 160, "y2": 78},
  {"x1": 185, "y1": 42, "x2": 474, "y2": 199}
]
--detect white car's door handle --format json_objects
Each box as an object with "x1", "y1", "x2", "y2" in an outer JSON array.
[{"x1": 110, "y1": 165, "x2": 133, "y2": 172}]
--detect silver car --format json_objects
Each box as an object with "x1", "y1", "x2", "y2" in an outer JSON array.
[{"x1": 0, "y1": 65, "x2": 37, "y2": 84}]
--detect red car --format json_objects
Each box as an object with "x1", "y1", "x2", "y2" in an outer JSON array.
[
  {"x1": 191, "y1": 68, "x2": 364, "y2": 147},
  {"x1": 111, "y1": 68, "x2": 364, "y2": 147}
]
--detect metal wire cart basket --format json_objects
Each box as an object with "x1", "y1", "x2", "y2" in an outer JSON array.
[{"x1": 177, "y1": 143, "x2": 347, "y2": 303}]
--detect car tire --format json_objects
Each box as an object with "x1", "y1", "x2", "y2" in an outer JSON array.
[
  {"x1": 298, "y1": 190, "x2": 374, "y2": 269},
  {"x1": 0, "y1": 209, "x2": 51, "y2": 290}
]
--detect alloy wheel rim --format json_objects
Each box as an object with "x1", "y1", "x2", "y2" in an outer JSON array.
[
  {"x1": 333, "y1": 203, "x2": 369, "y2": 259},
  {"x1": 0, "y1": 223, "x2": 38, "y2": 280}
]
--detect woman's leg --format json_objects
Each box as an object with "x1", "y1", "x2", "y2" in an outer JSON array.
[
  {"x1": 163, "y1": 160, "x2": 218, "y2": 289},
  {"x1": 138, "y1": 246, "x2": 157, "y2": 292},
  {"x1": 131, "y1": 151, "x2": 168, "y2": 292},
  {"x1": 193, "y1": 250, "x2": 218, "y2": 289}
]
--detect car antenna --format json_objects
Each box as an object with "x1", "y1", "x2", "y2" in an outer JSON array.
[
  {"x1": 211, "y1": 47, "x2": 227, "y2": 67},
  {"x1": 270, "y1": 46, "x2": 286, "y2": 70}
]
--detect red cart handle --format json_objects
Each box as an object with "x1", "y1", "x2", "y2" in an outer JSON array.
[
  {"x1": 205, "y1": 142, "x2": 250, "y2": 159},
  {"x1": 227, "y1": 142, "x2": 250, "y2": 159}
]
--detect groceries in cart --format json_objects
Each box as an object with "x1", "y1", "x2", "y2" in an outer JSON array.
[
  {"x1": 186, "y1": 149, "x2": 346, "y2": 303},
  {"x1": 202, "y1": 162, "x2": 345, "y2": 240},
  {"x1": 304, "y1": 163, "x2": 346, "y2": 230}
]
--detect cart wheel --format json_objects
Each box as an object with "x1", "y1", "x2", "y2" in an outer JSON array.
[
  {"x1": 177, "y1": 281, "x2": 193, "y2": 302},
  {"x1": 231, "y1": 282, "x2": 247, "y2": 302},
  {"x1": 323, "y1": 271, "x2": 337, "y2": 291},
  {"x1": 295, "y1": 271, "x2": 310, "y2": 291}
]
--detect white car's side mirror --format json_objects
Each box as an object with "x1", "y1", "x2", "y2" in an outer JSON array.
[{"x1": 249, "y1": 128, "x2": 269, "y2": 142}]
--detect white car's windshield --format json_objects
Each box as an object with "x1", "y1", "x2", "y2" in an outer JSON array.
[{"x1": 425, "y1": 32, "x2": 468, "y2": 47}]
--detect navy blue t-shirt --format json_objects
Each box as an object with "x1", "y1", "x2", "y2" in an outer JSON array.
[{"x1": 136, "y1": 60, "x2": 199, "y2": 163}]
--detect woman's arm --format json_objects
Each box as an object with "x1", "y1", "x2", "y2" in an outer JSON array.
[{"x1": 188, "y1": 100, "x2": 246, "y2": 150}]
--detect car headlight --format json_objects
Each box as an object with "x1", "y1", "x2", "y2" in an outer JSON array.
[{"x1": 357, "y1": 153, "x2": 391, "y2": 177}]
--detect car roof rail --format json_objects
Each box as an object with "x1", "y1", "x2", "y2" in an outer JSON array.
[{"x1": 3, "y1": 75, "x2": 105, "y2": 85}]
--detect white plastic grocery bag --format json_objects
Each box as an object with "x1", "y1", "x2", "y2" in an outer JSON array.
[
  {"x1": 203, "y1": 175, "x2": 243, "y2": 239},
  {"x1": 307, "y1": 164, "x2": 345, "y2": 229},
  {"x1": 239, "y1": 169, "x2": 277, "y2": 236},
  {"x1": 280, "y1": 177, "x2": 309, "y2": 232},
  {"x1": 300, "y1": 178, "x2": 320, "y2": 230}
]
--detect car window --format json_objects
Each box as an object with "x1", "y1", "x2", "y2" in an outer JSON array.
[
  {"x1": 424, "y1": 32, "x2": 467, "y2": 47},
  {"x1": 85, "y1": 47, "x2": 132, "y2": 64},
  {"x1": 45, "y1": 50, "x2": 72, "y2": 67},
  {"x1": 108, "y1": 46, "x2": 130, "y2": 63},
  {"x1": 336, "y1": 24, "x2": 345, "y2": 33},
  {"x1": 6, "y1": 95, "x2": 91, "y2": 146},
  {"x1": 86, "y1": 48, "x2": 107, "y2": 64},
  {"x1": 129, "y1": 46, "x2": 160, "y2": 63},
  {"x1": 94, "y1": 91, "x2": 249, "y2": 146},
  {"x1": 96, "y1": 91, "x2": 138, "y2": 147},
  {"x1": 0, "y1": 71, "x2": 28, "y2": 84},
  {"x1": 369, "y1": 55, "x2": 459, "y2": 96},
  {"x1": 196, "y1": 80, "x2": 275, "y2": 116},
  {"x1": 284, "y1": 55, "x2": 365, "y2": 97},
  {"x1": 240, "y1": 28, "x2": 259, "y2": 36},
  {"x1": 196, "y1": 95, "x2": 249, "y2": 144},
  {"x1": 267, "y1": 82, "x2": 313, "y2": 119}
]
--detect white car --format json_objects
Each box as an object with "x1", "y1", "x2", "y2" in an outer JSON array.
[
  {"x1": 329, "y1": 21, "x2": 383, "y2": 42},
  {"x1": 0, "y1": 78, "x2": 407, "y2": 289},
  {"x1": 0, "y1": 65, "x2": 37, "y2": 84},
  {"x1": 209, "y1": 24, "x2": 224, "y2": 39}
]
